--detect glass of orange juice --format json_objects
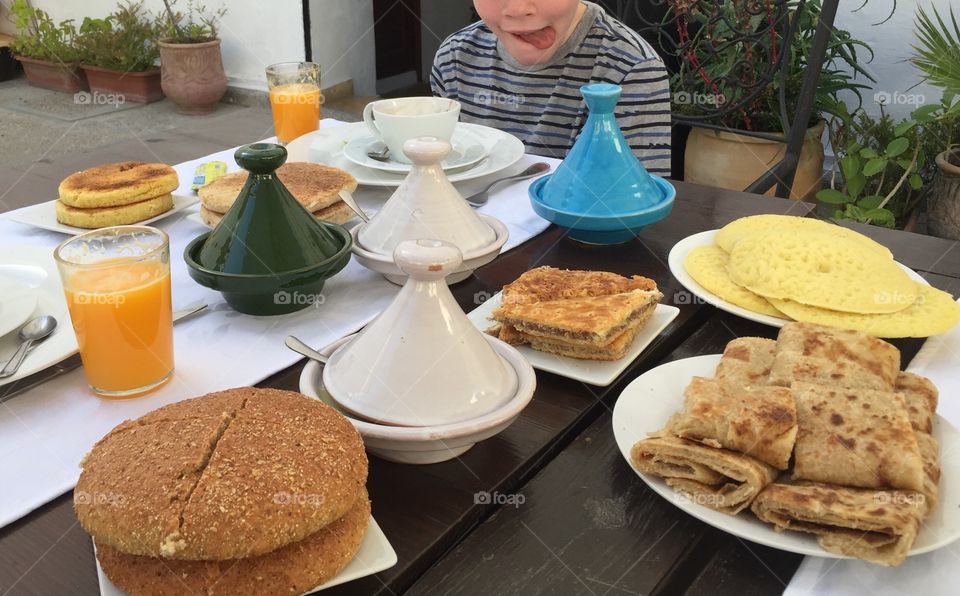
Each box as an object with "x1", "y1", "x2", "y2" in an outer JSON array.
[
  {"x1": 54, "y1": 226, "x2": 174, "y2": 398},
  {"x1": 266, "y1": 61, "x2": 321, "y2": 145}
]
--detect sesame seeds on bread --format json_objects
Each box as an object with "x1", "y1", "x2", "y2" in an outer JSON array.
[{"x1": 75, "y1": 388, "x2": 368, "y2": 561}]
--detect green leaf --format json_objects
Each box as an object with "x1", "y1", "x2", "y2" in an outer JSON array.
[
  {"x1": 840, "y1": 155, "x2": 860, "y2": 180},
  {"x1": 863, "y1": 158, "x2": 887, "y2": 176},
  {"x1": 886, "y1": 137, "x2": 910, "y2": 157},
  {"x1": 864, "y1": 207, "x2": 896, "y2": 228},
  {"x1": 896, "y1": 159, "x2": 915, "y2": 171},
  {"x1": 817, "y1": 189, "x2": 851, "y2": 204},
  {"x1": 909, "y1": 174, "x2": 924, "y2": 189},
  {"x1": 912, "y1": 104, "x2": 941, "y2": 122},
  {"x1": 857, "y1": 195, "x2": 885, "y2": 209},
  {"x1": 894, "y1": 121, "x2": 916, "y2": 136},
  {"x1": 860, "y1": 147, "x2": 879, "y2": 159},
  {"x1": 847, "y1": 173, "x2": 866, "y2": 200}
]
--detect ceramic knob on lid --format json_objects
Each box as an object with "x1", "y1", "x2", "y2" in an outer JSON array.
[
  {"x1": 323, "y1": 239, "x2": 519, "y2": 427},
  {"x1": 356, "y1": 137, "x2": 498, "y2": 255}
]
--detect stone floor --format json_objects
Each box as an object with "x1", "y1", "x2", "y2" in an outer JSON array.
[{"x1": 0, "y1": 77, "x2": 362, "y2": 213}]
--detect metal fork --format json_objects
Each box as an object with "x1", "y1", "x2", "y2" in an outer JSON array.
[{"x1": 465, "y1": 162, "x2": 551, "y2": 207}]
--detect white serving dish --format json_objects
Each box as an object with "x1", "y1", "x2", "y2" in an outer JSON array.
[{"x1": 9, "y1": 194, "x2": 197, "y2": 236}]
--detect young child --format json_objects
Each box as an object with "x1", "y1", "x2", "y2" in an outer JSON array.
[{"x1": 431, "y1": 0, "x2": 671, "y2": 175}]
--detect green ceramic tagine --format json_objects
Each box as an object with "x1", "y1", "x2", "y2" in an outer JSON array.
[{"x1": 184, "y1": 143, "x2": 352, "y2": 315}]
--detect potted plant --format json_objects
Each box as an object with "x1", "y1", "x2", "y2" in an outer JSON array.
[
  {"x1": 77, "y1": 1, "x2": 163, "y2": 103},
  {"x1": 912, "y1": 5, "x2": 960, "y2": 239},
  {"x1": 8, "y1": 0, "x2": 87, "y2": 92},
  {"x1": 670, "y1": 0, "x2": 875, "y2": 200},
  {"x1": 157, "y1": 0, "x2": 228, "y2": 114}
]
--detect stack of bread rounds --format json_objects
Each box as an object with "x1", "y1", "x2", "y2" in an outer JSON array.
[
  {"x1": 198, "y1": 162, "x2": 358, "y2": 227},
  {"x1": 75, "y1": 387, "x2": 370, "y2": 596},
  {"x1": 682, "y1": 214, "x2": 960, "y2": 337},
  {"x1": 56, "y1": 162, "x2": 179, "y2": 228}
]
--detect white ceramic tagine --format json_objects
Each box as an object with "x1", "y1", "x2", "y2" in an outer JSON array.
[
  {"x1": 352, "y1": 136, "x2": 509, "y2": 285},
  {"x1": 324, "y1": 238, "x2": 518, "y2": 427}
]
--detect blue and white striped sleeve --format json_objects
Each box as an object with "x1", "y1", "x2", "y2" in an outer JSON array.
[{"x1": 616, "y1": 58, "x2": 672, "y2": 176}]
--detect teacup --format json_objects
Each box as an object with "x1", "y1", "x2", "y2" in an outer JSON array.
[{"x1": 362, "y1": 97, "x2": 460, "y2": 164}]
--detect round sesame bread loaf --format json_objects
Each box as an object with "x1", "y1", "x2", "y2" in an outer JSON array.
[
  {"x1": 95, "y1": 490, "x2": 370, "y2": 596},
  {"x1": 198, "y1": 162, "x2": 357, "y2": 214},
  {"x1": 59, "y1": 162, "x2": 179, "y2": 208},
  {"x1": 76, "y1": 387, "x2": 368, "y2": 560},
  {"x1": 55, "y1": 194, "x2": 174, "y2": 228},
  {"x1": 199, "y1": 200, "x2": 355, "y2": 228}
]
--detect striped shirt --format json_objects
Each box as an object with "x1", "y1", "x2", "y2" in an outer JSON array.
[{"x1": 430, "y1": 2, "x2": 671, "y2": 175}]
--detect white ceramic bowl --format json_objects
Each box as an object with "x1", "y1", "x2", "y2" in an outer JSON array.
[
  {"x1": 299, "y1": 334, "x2": 536, "y2": 464},
  {"x1": 350, "y1": 215, "x2": 509, "y2": 285}
]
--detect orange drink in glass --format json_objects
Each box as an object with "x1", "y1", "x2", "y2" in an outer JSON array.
[
  {"x1": 54, "y1": 226, "x2": 173, "y2": 398},
  {"x1": 266, "y1": 62, "x2": 321, "y2": 144}
]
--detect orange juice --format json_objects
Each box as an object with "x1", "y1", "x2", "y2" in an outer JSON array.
[
  {"x1": 64, "y1": 260, "x2": 173, "y2": 396},
  {"x1": 269, "y1": 83, "x2": 321, "y2": 143}
]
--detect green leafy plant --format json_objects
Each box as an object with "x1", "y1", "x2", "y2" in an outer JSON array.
[
  {"x1": 77, "y1": 1, "x2": 161, "y2": 72},
  {"x1": 159, "y1": 0, "x2": 227, "y2": 44},
  {"x1": 911, "y1": 5, "x2": 960, "y2": 165},
  {"x1": 8, "y1": 0, "x2": 82, "y2": 63}
]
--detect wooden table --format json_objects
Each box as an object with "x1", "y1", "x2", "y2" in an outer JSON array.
[{"x1": 1, "y1": 137, "x2": 958, "y2": 595}]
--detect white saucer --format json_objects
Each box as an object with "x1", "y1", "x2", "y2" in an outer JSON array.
[
  {"x1": 9, "y1": 194, "x2": 198, "y2": 236},
  {"x1": 286, "y1": 122, "x2": 525, "y2": 187},
  {"x1": 0, "y1": 278, "x2": 38, "y2": 339},
  {"x1": 344, "y1": 128, "x2": 488, "y2": 173}
]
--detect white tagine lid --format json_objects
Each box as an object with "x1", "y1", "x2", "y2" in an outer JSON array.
[
  {"x1": 357, "y1": 137, "x2": 498, "y2": 256},
  {"x1": 323, "y1": 239, "x2": 518, "y2": 427}
]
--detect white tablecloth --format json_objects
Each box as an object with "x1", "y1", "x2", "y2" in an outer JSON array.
[
  {"x1": 0, "y1": 120, "x2": 554, "y2": 530},
  {"x1": 784, "y1": 302, "x2": 960, "y2": 595}
]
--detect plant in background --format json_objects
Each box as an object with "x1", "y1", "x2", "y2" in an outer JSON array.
[
  {"x1": 911, "y1": 5, "x2": 960, "y2": 162},
  {"x1": 669, "y1": 0, "x2": 875, "y2": 132},
  {"x1": 159, "y1": 0, "x2": 227, "y2": 44},
  {"x1": 78, "y1": 1, "x2": 161, "y2": 72},
  {"x1": 8, "y1": 0, "x2": 82, "y2": 63}
]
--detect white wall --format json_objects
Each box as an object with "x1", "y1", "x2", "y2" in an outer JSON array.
[
  {"x1": 0, "y1": 0, "x2": 305, "y2": 90},
  {"x1": 309, "y1": 0, "x2": 375, "y2": 95},
  {"x1": 834, "y1": 0, "x2": 954, "y2": 121}
]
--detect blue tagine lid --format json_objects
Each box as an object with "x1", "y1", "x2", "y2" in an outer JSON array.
[{"x1": 530, "y1": 83, "x2": 675, "y2": 244}]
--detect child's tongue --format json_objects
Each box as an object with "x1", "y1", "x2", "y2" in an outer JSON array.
[{"x1": 515, "y1": 27, "x2": 555, "y2": 50}]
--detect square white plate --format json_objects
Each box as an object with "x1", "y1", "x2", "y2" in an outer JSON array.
[
  {"x1": 467, "y1": 292, "x2": 679, "y2": 386},
  {"x1": 95, "y1": 516, "x2": 396, "y2": 595},
  {"x1": 10, "y1": 194, "x2": 198, "y2": 236}
]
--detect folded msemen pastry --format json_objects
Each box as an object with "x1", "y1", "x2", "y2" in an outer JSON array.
[
  {"x1": 630, "y1": 436, "x2": 778, "y2": 514},
  {"x1": 751, "y1": 482, "x2": 927, "y2": 566},
  {"x1": 713, "y1": 337, "x2": 777, "y2": 385},
  {"x1": 791, "y1": 382, "x2": 924, "y2": 492},
  {"x1": 896, "y1": 371, "x2": 939, "y2": 434},
  {"x1": 768, "y1": 322, "x2": 900, "y2": 390},
  {"x1": 666, "y1": 377, "x2": 797, "y2": 470}
]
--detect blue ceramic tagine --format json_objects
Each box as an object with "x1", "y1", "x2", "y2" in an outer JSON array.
[{"x1": 529, "y1": 83, "x2": 676, "y2": 244}]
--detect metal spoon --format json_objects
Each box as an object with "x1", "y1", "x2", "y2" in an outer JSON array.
[
  {"x1": 285, "y1": 335, "x2": 329, "y2": 364},
  {"x1": 366, "y1": 144, "x2": 391, "y2": 162},
  {"x1": 338, "y1": 189, "x2": 370, "y2": 223},
  {"x1": 465, "y1": 162, "x2": 551, "y2": 207},
  {"x1": 0, "y1": 315, "x2": 58, "y2": 378}
]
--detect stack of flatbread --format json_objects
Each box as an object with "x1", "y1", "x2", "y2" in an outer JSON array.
[
  {"x1": 486, "y1": 266, "x2": 663, "y2": 360},
  {"x1": 630, "y1": 322, "x2": 941, "y2": 566},
  {"x1": 198, "y1": 162, "x2": 358, "y2": 227},
  {"x1": 56, "y1": 162, "x2": 179, "y2": 228}
]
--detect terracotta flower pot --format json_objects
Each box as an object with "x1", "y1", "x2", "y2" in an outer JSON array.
[
  {"x1": 684, "y1": 121, "x2": 826, "y2": 201},
  {"x1": 159, "y1": 39, "x2": 227, "y2": 115},
  {"x1": 80, "y1": 64, "x2": 163, "y2": 104},
  {"x1": 928, "y1": 149, "x2": 960, "y2": 240},
  {"x1": 16, "y1": 55, "x2": 88, "y2": 93}
]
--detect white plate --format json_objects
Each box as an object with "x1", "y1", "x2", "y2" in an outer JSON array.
[
  {"x1": 9, "y1": 194, "x2": 198, "y2": 236},
  {"x1": 286, "y1": 122, "x2": 525, "y2": 187},
  {"x1": 667, "y1": 230, "x2": 930, "y2": 328},
  {"x1": 343, "y1": 128, "x2": 488, "y2": 173},
  {"x1": 0, "y1": 246, "x2": 77, "y2": 386},
  {"x1": 0, "y1": 278, "x2": 38, "y2": 339},
  {"x1": 466, "y1": 292, "x2": 679, "y2": 386},
  {"x1": 612, "y1": 354, "x2": 960, "y2": 558},
  {"x1": 95, "y1": 515, "x2": 396, "y2": 595}
]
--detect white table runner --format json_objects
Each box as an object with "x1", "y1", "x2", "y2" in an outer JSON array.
[
  {"x1": 0, "y1": 120, "x2": 554, "y2": 530},
  {"x1": 784, "y1": 301, "x2": 960, "y2": 595}
]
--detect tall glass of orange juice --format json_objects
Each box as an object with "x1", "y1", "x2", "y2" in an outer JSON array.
[
  {"x1": 54, "y1": 226, "x2": 173, "y2": 398},
  {"x1": 266, "y1": 61, "x2": 321, "y2": 144}
]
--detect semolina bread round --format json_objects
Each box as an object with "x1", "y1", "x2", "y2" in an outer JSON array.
[
  {"x1": 95, "y1": 491, "x2": 370, "y2": 596},
  {"x1": 59, "y1": 162, "x2": 179, "y2": 208},
  {"x1": 199, "y1": 200, "x2": 355, "y2": 228},
  {"x1": 199, "y1": 162, "x2": 358, "y2": 214},
  {"x1": 76, "y1": 387, "x2": 368, "y2": 560},
  {"x1": 55, "y1": 194, "x2": 174, "y2": 228}
]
